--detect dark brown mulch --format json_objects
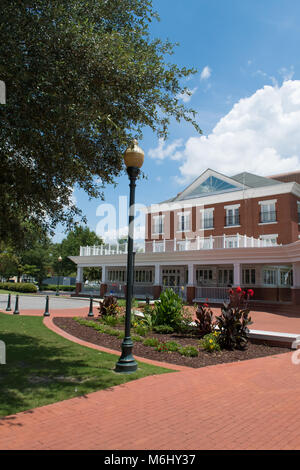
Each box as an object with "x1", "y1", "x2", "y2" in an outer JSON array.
[{"x1": 53, "y1": 317, "x2": 289, "y2": 369}]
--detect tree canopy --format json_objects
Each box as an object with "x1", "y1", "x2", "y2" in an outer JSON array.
[{"x1": 0, "y1": 0, "x2": 201, "y2": 244}]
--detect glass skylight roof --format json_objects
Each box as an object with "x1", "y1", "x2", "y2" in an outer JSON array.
[{"x1": 184, "y1": 176, "x2": 239, "y2": 199}]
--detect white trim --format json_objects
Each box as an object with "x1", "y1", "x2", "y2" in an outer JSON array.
[
  {"x1": 260, "y1": 234, "x2": 278, "y2": 239},
  {"x1": 177, "y1": 211, "x2": 191, "y2": 216},
  {"x1": 258, "y1": 199, "x2": 277, "y2": 205},
  {"x1": 224, "y1": 225, "x2": 241, "y2": 229},
  {"x1": 224, "y1": 204, "x2": 240, "y2": 210},
  {"x1": 145, "y1": 182, "x2": 299, "y2": 213},
  {"x1": 258, "y1": 221, "x2": 278, "y2": 226}
]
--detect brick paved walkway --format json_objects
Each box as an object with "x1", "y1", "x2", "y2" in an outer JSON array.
[
  {"x1": 1, "y1": 302, "x2": 300, "y2": 450},
  {"x1": 0, "y1": 350, "x2": 300, "y2": 450}
]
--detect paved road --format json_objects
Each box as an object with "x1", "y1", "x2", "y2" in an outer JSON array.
[{"x1": 0, "y1": 294, "x2": 91, "y2": 311}]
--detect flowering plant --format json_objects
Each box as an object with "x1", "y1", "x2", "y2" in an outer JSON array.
[
  {"x1": 215, "y1": 287, "x2": 253, "y2": 350},
  {"x1": 195, "y1": 302, "x2": 215, "y2": 337}
]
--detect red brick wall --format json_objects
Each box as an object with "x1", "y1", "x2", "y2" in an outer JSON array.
[{"x1": 147, "y1": 192, "x2": 300, "y2": 245}]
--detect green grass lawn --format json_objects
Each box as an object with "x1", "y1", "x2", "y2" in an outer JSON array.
[{"x1": 0, "y1": 313, "x2": 173, "y2": 417}]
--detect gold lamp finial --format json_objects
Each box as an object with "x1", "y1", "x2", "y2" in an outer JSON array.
[{"x1": 124, "y1": 140, "x2": 144, "y2": 169}]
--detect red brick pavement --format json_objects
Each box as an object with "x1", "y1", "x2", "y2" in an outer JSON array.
[
  {"x1": 0, "y1": 351, "x2": 300, "y2": 450},
  {"x1": 1, "y1": 305, "x2": 300, "y2": 449}
]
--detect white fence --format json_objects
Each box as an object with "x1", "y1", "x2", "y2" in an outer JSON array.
[
  {"x1": 194, "y1": 286, "x2": 230, "y2": 302},
  {"x1": 80, "y1": 234, "x2": 279, "y2": 256}
]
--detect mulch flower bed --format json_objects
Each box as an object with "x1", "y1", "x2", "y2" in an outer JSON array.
[{"x1": 53, "y1": 316, "x2": 289, "y2": 369}]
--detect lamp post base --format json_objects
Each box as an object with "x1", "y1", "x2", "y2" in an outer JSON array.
[{"x1": 115, "y1": 337, "x2": 138, "y2": 373}]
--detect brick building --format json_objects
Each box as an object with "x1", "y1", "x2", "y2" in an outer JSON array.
[{"x1": 70, "y1": 169, "x2": 300, "y2": 313}]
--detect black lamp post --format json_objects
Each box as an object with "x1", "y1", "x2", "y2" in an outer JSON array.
[
  {"x1": 115, "y1": 140, "x2": 144, "y2": 373},
  {"x1": 56, "y1": 256, "x2": 62, "y2": 296}
]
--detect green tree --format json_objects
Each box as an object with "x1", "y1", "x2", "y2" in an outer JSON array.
[
  {"x1": 0, "y1": 249, "x2": 19, "y2": 281},
  {"x1": 0, "y1": 0, "x2": 201, "y2": 244},
  {"x1": 51, "y1": 226, "x2": 103, "y2": 276}
]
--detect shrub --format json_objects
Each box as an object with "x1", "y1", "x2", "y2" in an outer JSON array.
[
  {"x1": 131, "y1": 335, "x2": 144, "y2": 342},
  {"x1": 143, "y1": 337, "x2": 160, "y2": 347},
  {"x1": 195, "y1": 303, "x2": 215, "y2": 337},
  {"x1": 98, "y1": 295, "x2": 119, "y2": 317},
  {"x1": 102, "y1": 315, "x2": 119, "y2": 327},
  {"x1": 215, "y1": 287, "x2": 253, "y2": 350},
  {"x1": 140, "y1": 304, "x2": 156, "y2": 330},
  {"x1": 153, "y1": 325, "x2": 174, "y2": 334},
  {"x1": 0, "y1": 282, "x2": 37, "y2": 293},
  {"x1": 154, "y1": 288, "x2": 184, "y2": 331},
  {"x1": 164, "y1": 341, "x2": 180, "y2": 352},
  {"x1": 133, "y1": 324, "x2": 149, "y2": 337},
  {"x1": 178, "y1": 345, "x2": 198, "y2": 357},
  {"x1": 41, "y1": 284, "x2": 75, "y2": 291},
  {"x1": 199, "y1": 332, "x2": 221, "y2": 352}
]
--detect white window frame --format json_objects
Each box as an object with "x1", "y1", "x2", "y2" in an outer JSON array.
[
  {"x1": 224, "y1": 204, "x2": 240, "y2": 227},
  {"x1": 200, "y1": 208, "x2": 214, "y2": 230},
  {"x1": 259, "y1": 199, "x2": 277, "y2": 224},
  {"x1": 152, "y1": 215, "x2": 165, "y2": 235},
  {"x1": 177, "y1": 212, "x2": 191, "y2": 232}
]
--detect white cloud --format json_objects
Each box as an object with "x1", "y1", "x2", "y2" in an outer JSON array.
[
  {"x1": 159, "y1": 80, "x2": 300, "y2": 183},
  {"x1": 148, "y1": 138, "x2": 183, "y2": 161},
  {"x1": 200, "y1": 66, "x2": 212, "y2": 81},
  {"x1": 177, "y1": 87, "x2": 198, "y2": 103}
]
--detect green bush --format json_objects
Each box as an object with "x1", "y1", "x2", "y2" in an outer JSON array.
[
  {"x1": 178, "y1": 345, "x2": 198, "y2": 357},
  {"x1": 153, "y1": 325, "x2": 174, "y2": 334},
  {"x1": 164, "y1": 341, "x2": 180, "y2": 352},
  {"x1": 133, "y1": 324, "x2": 149, "y2": 337},
  {"x1": 102, "y1": 315, "x2": 119, "y2": 327},
  {"x1": 143, "y1": 337, "x2": 160, "y2": 348},
  {"x1": 41, "y1": 284, "x2": 76, "y2": 291},
  {"x1": 154, "y1": 289, "x2": 184, "y2": 331},
  {"x1": 0, "y1": 282, "x2": 37, "y2": 293},
  {"x1": 199, "y1": 332, "x2": 221, "y2": 352}
]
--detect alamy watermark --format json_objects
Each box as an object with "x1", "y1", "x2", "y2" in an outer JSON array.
[
  {"x1": 0, "y1": 340, "x2": 6, "y2": 365},
  {"x1": 0, "y1": 81, "x2": 6, "y2": 104}
]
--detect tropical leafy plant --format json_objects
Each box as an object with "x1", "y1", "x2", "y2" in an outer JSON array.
[
  {"x1": 154, "y1": 288, "x2": 184, "y2": 331},
  {"x1": 98, "y1": 295, "x2": 119, "y2": 317},
  {"x1": 215, "y1": 287, "x2": 253, "y2": 350},
  {"x1": 195, "y1": 302, "x2": 215, "y2": 337}
]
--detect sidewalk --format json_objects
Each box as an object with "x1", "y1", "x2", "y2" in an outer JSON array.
[
  {"x1": 0, "y1": 350, "x2": 299, "y2": 450},
  {"x1": 1, "y1": 303, "x2": 300, "y2": 449}
]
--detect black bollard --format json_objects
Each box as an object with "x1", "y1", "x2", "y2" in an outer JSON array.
[
  {"x1": 44, "y1": 295, "x2": 50, "y2": 317},
  {"x1": 13, "y1": 295, "x2": 19, "y2": 315},
  {"x1": 6, "y1": 293, "x2": 11, "y2": 312},
  {"x1": 88, "y1": 296, "x2": 94, "y2": 317}
]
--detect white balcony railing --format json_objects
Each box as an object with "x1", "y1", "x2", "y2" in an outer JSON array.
[{"x1": 79, "y1": 234, "x2": 280, "y2": 256}]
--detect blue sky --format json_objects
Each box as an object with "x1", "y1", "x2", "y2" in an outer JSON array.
[{"x1": 54, "y1": 0, "x2": 300, "y2": 242}]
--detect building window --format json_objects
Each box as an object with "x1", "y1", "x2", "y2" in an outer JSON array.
[
  {"x1": 178, "y1": 212, "x2": 190, "y2": 232},
  {"x1": 108, "y1": 270, "x2": 126, "y2": 282},
  {"x1": 162, "y1": 269, "x2": 181, "y2": 286},
  {"x1": 263, "y1": 268, "x2": 277, "y2": 285},
  {"x1": 260, "y1": 234, "x2": 278, "y2": 246},
  {"x1": 242, "y1": 268, "x2": 256, "y2": 285},
  {"x1": 225, "y1": 205, "x2": 240, "y2": 226},
  {"x1": 202, "y1": 209, "x2": 214, "y2": 229},
  {"x1": 196, "y1": 269, "x2": 213, "y2": 285},
  {"x1": 153, "y1": 215, "x2": 164, "y2": 235},
  {"x1": 134, "y1": 269, "x2": 153, "y2": 284},
  {"x1": 259, "y1": 200, "x2": 277, "y2": 223},
  {"x1": 218, "y1": 269, "x2": 233, "y2": 286}
]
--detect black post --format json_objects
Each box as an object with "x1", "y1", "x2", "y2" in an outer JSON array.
[
  {"x1": 88, "y1": 296, "x2": 94, "y2": 317},
  {"x1": 44, "y1": 295, "x2": 50, "y2": 317},
  {"x1": 115, "y1": 167, "x2": 139, "y2": 373},
  {"x1": 13, "y1": 295, "x2": 19, "y2": 315},
  {"x1": 6, "y1": 293, "x2": 11, "y2": 312}
]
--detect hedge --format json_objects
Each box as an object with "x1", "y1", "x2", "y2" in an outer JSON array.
[
  {"x1": 41, "y1": 284, "x2": 76, "y2": 291},
  {"x1": 0, "y1": 282, "x2": 38, "y2": 293}
]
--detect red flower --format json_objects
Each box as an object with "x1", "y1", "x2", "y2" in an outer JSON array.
[
  {"x1": 248, "y1": 289, "x2": 254, "y2": 297},
  {"x1": 229, "y1": 289, "x2": 234, "y2": 295},
  {"x1": 236, "y1": 286, "x2": 242, "y2": 293},
  {"x1": 203, "y1": 303, "x2": 209, "y2": 308},
  {"x1": 242, "y1": 291, "x2": 246, "y2": 295}
]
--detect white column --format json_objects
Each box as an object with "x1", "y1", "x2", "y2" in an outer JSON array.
[
  {"x1": 292, "y1": 262, "x2": 300, "y2": 288},
  {"x1": 233, "y1": 262, "x2": 241, "y2": 287},
  {"x1": 187, "y1": 263, "x2": 194, "y2": 286},
  {"x1": 174, "y1": 238, "x2": 177, "y2": 251},
  {"x1": 101, "y1": 265, "x2": 107, "y2": 283},
  {"x1": 76, "y1": 266, "x2": 83, "y2": 283},
  {"x1": 154, "y1": 263, "x2": 160, "y2": 285}
]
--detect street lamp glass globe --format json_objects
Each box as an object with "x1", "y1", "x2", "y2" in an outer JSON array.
[{"x1": 123, "y1": 140, "x2": 144, "y2": 169}]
